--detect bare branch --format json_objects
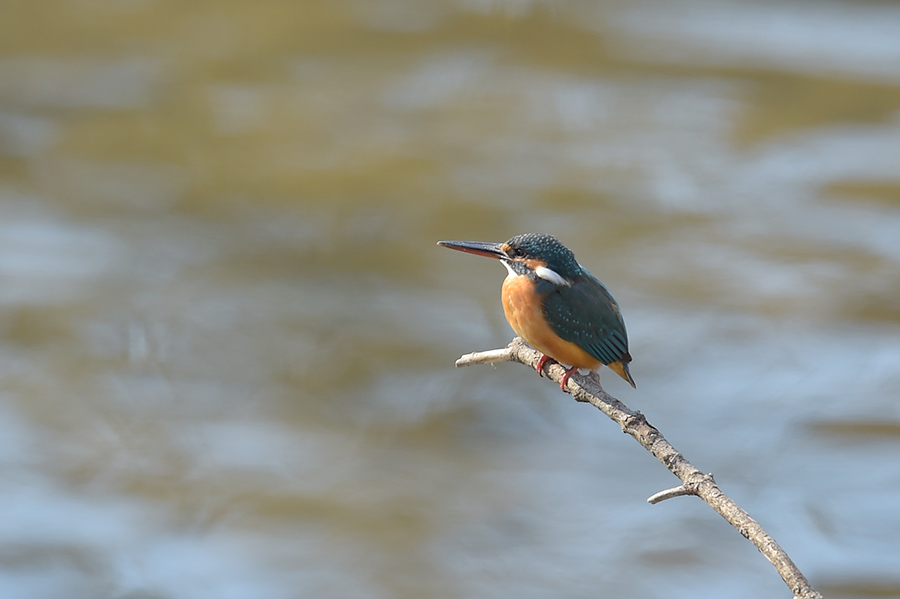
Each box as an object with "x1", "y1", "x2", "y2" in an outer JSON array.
[
  {"x1": 458, "y1": 337, "x2": 822, "y2": 599},
  {"x1": 455, "y1": 347, "x2": 516, "y2": 368}
]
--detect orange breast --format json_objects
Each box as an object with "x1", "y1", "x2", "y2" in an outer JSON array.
[{"x1": 501, "y1": 275, "x2": 601, "y2": 370}]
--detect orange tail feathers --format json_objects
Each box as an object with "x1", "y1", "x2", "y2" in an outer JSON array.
[{"x1": 607, "y1": 359, "x2": 636, "y2": 388}]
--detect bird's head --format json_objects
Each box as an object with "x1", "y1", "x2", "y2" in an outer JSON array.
[{"x1": 438, "y1": 233, "x2": 582, "y2": 286}]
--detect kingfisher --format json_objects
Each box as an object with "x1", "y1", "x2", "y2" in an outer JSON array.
[{"x1": 438, "y1": 233, "x2": 635, "y2": 390}]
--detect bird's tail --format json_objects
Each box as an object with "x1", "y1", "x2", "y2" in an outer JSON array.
[{"x1": 607, "y1": 358, "x2": 636, "y2": 388}]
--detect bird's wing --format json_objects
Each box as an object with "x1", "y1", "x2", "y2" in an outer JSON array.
[{"x1": 541, "y1": 272, "x2": 630, "y2": 365}]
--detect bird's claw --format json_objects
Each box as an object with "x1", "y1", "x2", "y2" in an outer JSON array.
[
  {"x1": 535, "y1": 354, "x2": 554, "y2": 377},
  {"x1": 560, "y1": 366, "x2": 579, "y2": 391}
]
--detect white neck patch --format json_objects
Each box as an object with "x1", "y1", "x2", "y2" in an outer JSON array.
[{"x1": 534, "y1": 266, "x2": 571, "y2": 286}]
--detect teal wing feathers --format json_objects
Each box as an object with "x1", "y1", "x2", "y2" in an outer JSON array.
[{"x1": 540, "y1": 272, "x2": 631, "y2": 366}]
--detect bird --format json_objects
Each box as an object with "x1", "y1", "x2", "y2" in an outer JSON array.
[{"x1": 438, "y1": 233, "x2": 635, "y2": 390}]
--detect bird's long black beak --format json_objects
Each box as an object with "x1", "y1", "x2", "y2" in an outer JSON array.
[{"x1": 437, "y1": 240, "x2": 506, "y2": 260}]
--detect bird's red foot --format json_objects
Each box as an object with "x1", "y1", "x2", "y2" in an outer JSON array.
[
  {"x1": 560, "y1": 366, "x2": 579, "y2": 391},
  {"x1": 535, "y1": 354, "x2": 555, "y2": 377}
]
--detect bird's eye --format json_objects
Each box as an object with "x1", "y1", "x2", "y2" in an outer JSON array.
[{"x1": 508, "y1": 247, "x2": 524, "y2": 258}]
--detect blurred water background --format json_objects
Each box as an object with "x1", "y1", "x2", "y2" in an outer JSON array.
[{"x1": 2, "y1": 1, "x2": 900, "y2": 597}]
